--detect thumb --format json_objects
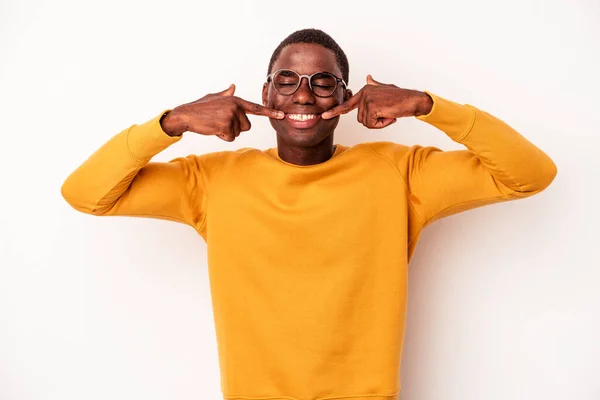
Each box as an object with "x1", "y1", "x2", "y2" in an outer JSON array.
[
  {"x1": 366, "y1": 74, "x2": 382, "y2": 86},
  {"x1": 217, "y1": 83, "x2": 236, "y2": 96}
]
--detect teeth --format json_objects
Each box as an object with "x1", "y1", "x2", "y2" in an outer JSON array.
[{"x1": 288, "y1": 114, "x2": 317, "y2": 121}]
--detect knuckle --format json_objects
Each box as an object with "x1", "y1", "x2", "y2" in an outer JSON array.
[{"x1": 218, "y1": 132, "x2": 234, "y2": 142}]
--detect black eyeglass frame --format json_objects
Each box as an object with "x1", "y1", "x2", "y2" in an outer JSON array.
[{"x1": 266, "y1": 69, "x2": 347, "y2": 97}]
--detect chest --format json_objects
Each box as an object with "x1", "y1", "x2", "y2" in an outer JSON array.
[{"x1": 205, "y1": 164, "x2": 409, "y2": 246}]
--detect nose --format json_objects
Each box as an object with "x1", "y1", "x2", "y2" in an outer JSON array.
[{"x1": 292, "y1": 76, "x2": 316, "y2": 105}]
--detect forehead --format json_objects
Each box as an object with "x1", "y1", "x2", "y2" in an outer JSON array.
[{"x1": 272, "y1": 43, "x2": 341, "y2": 76}]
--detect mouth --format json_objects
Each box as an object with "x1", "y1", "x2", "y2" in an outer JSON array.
[{"x1": 284, "y1": 113, "x2": 321, "y2": 129}]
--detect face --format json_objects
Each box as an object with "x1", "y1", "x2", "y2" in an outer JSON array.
[{"x1": 262, "y1": 43, "x2": 352, "y2": 148}]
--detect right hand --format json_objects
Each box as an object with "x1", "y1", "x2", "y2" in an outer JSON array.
[{"x1": 161, "y1": 84, "x2": 284, "y2": 141}]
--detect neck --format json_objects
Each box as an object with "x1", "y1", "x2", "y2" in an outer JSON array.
[{"x1": 276, "y1": 135, "x2": 336, "y2": 166}]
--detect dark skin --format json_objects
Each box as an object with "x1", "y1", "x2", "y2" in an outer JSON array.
[
  {"x1": 161, "y1": 43, "x2": 433, "y2": 166},
  {"x1": 261, "y1": 43, "x2": 352, "y2": 165}
]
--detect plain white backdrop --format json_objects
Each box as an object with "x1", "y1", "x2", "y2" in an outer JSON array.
[{"x1": 1, "y1": 0, "x2": 599, "y2": 399}]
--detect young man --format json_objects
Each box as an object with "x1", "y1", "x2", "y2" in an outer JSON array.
[{"x1": 62, "y1": 29, "x2": 556, "y2": 400}]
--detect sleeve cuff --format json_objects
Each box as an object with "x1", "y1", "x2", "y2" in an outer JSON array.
[
  {"x1": 127, "y1": 110, "x2": 183, "y2": 161},
  {"x1": 415, "y1": 91, "x2": 477, "y2": 142}
]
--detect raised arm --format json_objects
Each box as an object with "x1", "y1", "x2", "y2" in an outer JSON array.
[
  {"x1": 61, "y1": 84, "x2": 284, "y2": 228},
  {"x1": 60, "y1": 111, "x2": 203, "y2": 225},
  {"x1": 323, "y1": 75, "x2": 557, "y2": 225},
  {"x1": 403, "y1": 93, "x2": 556, "y2": 225}
]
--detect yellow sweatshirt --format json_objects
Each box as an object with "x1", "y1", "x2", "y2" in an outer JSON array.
[{"x1": 61, "y1": 92, "x2": 556, "y2": 400}]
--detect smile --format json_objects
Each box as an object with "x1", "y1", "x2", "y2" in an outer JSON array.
[{"x1": 287, "y1": 113, "x2": 319, "y2": 121}]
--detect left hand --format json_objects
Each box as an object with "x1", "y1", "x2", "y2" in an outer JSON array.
[{"x1": 321, "y1": 75, "x2": 433, "y2": 129}]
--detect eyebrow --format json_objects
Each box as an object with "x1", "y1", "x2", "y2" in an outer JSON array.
[
  {"x1": 277, "y1": 69, "x2": 337, "y2": 77},
  {"x1": 279, "y1": 70, "x2": 296, "y2": 77},
  {"x1": 311, "y1": 72, "x2": 332, "y2": 78}
]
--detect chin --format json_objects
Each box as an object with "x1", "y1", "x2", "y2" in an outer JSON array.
[
  {"x1": 272, "y1": 120, "x2": 338, "y2": 148},
  {"x1": 277, "y1": 129, "x2": 331, "y2": 147}
]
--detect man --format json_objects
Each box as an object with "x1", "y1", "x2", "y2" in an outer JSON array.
[{"x1": 62, "y1": 29, "x2": 556, "y2": 400}]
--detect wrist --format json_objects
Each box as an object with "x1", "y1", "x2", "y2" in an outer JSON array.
[
  {"x1": 413, "y1": 91, "x2": 433, "y2": 117},
  {"x1": 160, "y1": 110, "x2": 186, "y2": 137}
]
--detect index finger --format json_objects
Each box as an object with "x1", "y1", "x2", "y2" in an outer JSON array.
[
  {"x1": 321, "y1": 94, "x2": 360, "y2": 120},
  {"x1": 237, "y1": 98, "x2": 284, "y2": 119}
]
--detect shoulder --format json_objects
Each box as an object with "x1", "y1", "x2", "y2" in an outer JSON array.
[
  {"x1": 166, "y1": 147, "x2": 259, "y2": 181},
  {"x1": 187, "y1": 146, "x2": 257, "y2": 163},
  {"x1": 349, "y1": 141, "x2": 445, "y2": 172},
  {"x1": 352, "y1": 141, "x2": 414, "y2": 160}
]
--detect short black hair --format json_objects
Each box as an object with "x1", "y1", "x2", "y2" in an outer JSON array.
[{"x1": 267, "y1": 28, "x2": 350, "y2": 84}]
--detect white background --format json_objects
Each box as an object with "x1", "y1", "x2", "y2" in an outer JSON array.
[{"x1": 1, "y1": 0, "x2": 599, "y2": 399}]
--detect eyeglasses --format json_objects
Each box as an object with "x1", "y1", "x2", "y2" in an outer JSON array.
[{"x1": 266, "y1": 69, "x2": 347, "y2": 97}]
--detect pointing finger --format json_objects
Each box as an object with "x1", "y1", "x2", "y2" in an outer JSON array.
[
  {"x1": 321, "y1": 94, "x2": 360, "y2": 120},
  {"x1": 237, "y1": 98, "x2": 284, "y2": 119}
]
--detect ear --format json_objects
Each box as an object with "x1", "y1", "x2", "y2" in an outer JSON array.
[
  {"x1": 343, "y1": 88, "x2": 353, "y2": 102},
  {"x1": 262, "y1": 82, "x2": 269, "y2": 106}
]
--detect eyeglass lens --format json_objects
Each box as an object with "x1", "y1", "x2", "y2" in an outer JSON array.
[{"x1": 273, "y1": 70, "x2": 338, "y2": 97}]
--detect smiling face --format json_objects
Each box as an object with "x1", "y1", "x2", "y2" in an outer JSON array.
[{"x1": 262, "y1": 43, "x2": 352, "y2": 148}]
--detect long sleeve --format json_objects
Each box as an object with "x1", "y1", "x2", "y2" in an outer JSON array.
[
  {"x1": 370, "y1": 92, "x2": 557, "y2": 228},
  {"x1": 61, "y1": 111, "x2": 207, "y2": 229},
  {"x1": 405, "y1": 92, "x2": 557, "y2": 225}
]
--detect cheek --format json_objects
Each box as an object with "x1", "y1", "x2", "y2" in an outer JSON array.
[
  {"x1": 267, "y1": 91, "x2": 285, "y2": 109},
  {"x1": 322, "y1": 96, "x2": 343, "y2": 111},
  {"x1": 329, "y1": 90, "x2": 346, "y2": 108},
  {"x1": 266, "y1": 86, "x2": 287, "y2": 108}
]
